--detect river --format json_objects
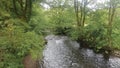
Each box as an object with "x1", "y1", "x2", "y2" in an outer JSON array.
[{"x1": 42, "y1": 35, "x2": 120, "y2": 68}]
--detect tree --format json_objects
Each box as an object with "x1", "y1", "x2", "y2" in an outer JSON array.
[
  {"x1": 74, "y1": 0, "x2": 92, "y2": 27},
  {"x1": 0, "y1": 1, "x2": 45, "y2": 68},
  {"x1": 13, "y1": 0, "x2": 32, "y2": 22},
  {"x1": 107, "y1": 0, "x2": 119, "y2": 47}
]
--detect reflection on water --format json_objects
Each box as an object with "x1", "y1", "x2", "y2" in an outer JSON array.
[{"x1": 43, "y1": 35, "x2": 120, "y2": 68}]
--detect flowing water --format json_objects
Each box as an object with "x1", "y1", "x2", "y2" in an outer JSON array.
[{"x1": 42, "y1": 35, "x2": 120, "y2": 68}]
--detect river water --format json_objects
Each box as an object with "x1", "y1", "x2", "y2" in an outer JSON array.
[{"x1": 42, "y1": 35, "x2": 120, "y2": 68}]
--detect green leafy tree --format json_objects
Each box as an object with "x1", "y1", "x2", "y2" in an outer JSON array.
[{"x1": 0, "y1": 0, "x2": 45, "y2": 68}]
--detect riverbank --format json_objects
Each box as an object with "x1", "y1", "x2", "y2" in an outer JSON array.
[
  {"x1": 76, "y1": 38, "x2": 120, "y2": 59},
  {"x1": 112, "y1": 50, "x2": 120, "y2": 58},
  {"x1": 23, "y1": 55, "x2": 44, "y2": 68}
]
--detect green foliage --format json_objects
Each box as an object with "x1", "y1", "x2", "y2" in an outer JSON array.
[
  {"x1": 0, "y1": 19, "x2": 44, "y2": 68},
  {"x1": 69, "y1": 8, "x2": 120, "y2": 52},
  {"x1": 29, "y1": 4, "x2": 51, "y2": 35},
  {"x1": 69, "y1": 22, "x2": 107, "y2": 51},
  {"x1": 0, "y1": 1, "x2": 45, "y2": 68},
  {"x1": 112, "y1": 12, "x2": 120, "y2": 49},
  {"x1": 47, "y1": 6, "x2": 75, "y2": 35}
]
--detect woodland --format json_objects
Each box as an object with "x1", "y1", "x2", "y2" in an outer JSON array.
[{"x1": 0, "y1": 0, "x2": 120, "y2": 68}]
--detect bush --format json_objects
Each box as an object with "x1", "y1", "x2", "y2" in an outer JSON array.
[
  {"x1": 69, "y1": 23, "x2": 108, "y2": 52},
  {"x1": 0, "y1": 19, "x2": 45, "y2": 68}
]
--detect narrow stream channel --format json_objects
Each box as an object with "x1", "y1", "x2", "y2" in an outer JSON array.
[{"x1": 42, "y1": 35, "x2": 120, "y2": 68}]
